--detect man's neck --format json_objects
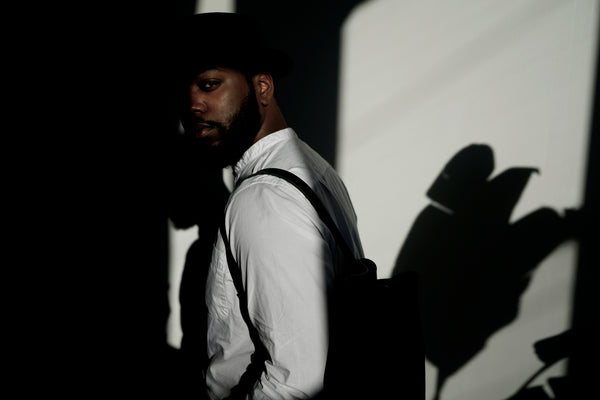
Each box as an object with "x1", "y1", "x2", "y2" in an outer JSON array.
[{"x1": 253, "y1": 104, "x2": 288, "y2": 144}]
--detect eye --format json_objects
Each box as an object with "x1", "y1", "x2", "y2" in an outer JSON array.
[{"x1": 199, "y1": 79, "x2": 221, "y2": 92}]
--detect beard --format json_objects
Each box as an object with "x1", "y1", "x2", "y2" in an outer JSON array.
[{"x1": 183, "y1": 85, "x2": 262, "y2": 169}]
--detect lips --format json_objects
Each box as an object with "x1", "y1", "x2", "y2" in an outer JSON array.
[{"x1": 194, "y1": 123, "x2": 215, "y2": 139}]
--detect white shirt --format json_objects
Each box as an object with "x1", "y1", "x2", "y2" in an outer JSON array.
[{"x1": 205, "y1": 128, "x2": 363, "y2": 399}]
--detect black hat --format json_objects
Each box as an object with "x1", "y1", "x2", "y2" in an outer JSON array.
[{"x1": 175, "y1": 12, "x2": 293, "y2": 80}]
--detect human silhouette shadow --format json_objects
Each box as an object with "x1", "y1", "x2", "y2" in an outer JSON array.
[
  {"x1": 165, "y1": 134, "x2": 230, "y2": 398},
  {"x1": 392, "y1": 144, "x2": 580, "y2": 400}
]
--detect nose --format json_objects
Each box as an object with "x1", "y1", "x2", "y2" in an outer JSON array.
[{"x1": 189, "y1": 86, "x2": 207, "y2": 114}]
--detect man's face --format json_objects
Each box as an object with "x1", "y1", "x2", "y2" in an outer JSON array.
[{"x1": 180, "y1": 66, "x2": 262, "y2": 167}]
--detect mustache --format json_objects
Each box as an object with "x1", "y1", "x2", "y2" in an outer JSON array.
[
  {"x1": 190, "y1": 117, "x2": 216, "y2": 125},
  {"x1": 183, "y1": 117, "x2": 225, "y2": 130}
]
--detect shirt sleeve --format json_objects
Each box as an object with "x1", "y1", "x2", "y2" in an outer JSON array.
[{"x1": 226, "y1": 177, "x2": 335, "y2": 399}]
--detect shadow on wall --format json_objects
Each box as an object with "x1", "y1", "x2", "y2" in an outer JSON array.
[
  {"x1": 236, "y1": 0, "x2": 367, "y2": 167},
  {"x1": 164, "y1": 132, "x2": 230, "y2": 399},
  {"x1": 393, "y1": 144, "x2": 584, "y2": 400}
]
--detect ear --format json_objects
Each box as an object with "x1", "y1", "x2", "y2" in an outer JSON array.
[{"x1": 253, "y1": 73, "x2": 275, "y2": 106}]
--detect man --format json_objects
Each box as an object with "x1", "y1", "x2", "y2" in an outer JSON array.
[{"x1": 176, "y1": 12, "x2": 364, "y2": 399}]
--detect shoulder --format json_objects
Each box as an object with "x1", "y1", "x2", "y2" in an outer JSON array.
[
  {"x1": 232, "y1": 174, "x2": 305, "y2": 208},
  {"x1": 226, "y1": 173, "x2": 318, "y2": 231},
  {"x1": 224, "y1": 173, "x2": 333, "y2": 261}
]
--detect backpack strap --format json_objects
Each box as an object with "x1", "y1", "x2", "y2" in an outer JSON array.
[{"x1": 255, "y1": 169, "x2": 352, "y2": 250}]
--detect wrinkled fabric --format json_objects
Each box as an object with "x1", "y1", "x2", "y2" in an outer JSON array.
[{"x1": 205, "y1": 128, "x2": 363, "y2": 399}]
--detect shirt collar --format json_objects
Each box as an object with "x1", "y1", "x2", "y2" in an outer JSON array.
[{"x1": 233, "y1": 127, "x2": 297, "y2": 183}]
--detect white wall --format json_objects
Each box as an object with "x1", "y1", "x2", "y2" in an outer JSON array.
[{"x1": 338, "y1": 1, "x2": 598, "y2": 399}]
